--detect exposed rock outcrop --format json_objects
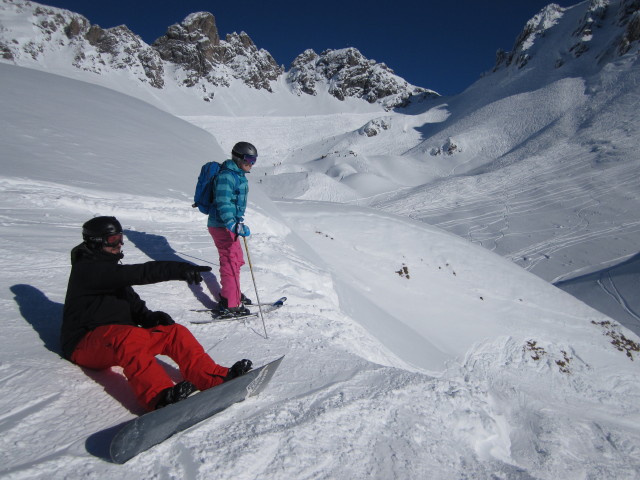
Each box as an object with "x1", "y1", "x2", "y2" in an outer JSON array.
[
  {"x1": 152, "y1": 12, "x2": 282, "y2": 90},
  {"x1": 288, "y1": 47, "x2": 438, "y2": 109}
]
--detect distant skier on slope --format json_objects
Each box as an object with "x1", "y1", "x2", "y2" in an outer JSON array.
[
  {"x1": 207, "y1": 141, "x2": 257, "y2": 317},
  {"x1": 61, "y1": 216, "x2": 253, "y2": 411}
]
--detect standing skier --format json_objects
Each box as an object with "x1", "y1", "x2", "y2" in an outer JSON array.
[
  {"x1": 62, "y1": 216, "x2": 252, "y2": 411},
  {"x1": 208, "y1": 141, "x2": 257, "y2": 317}
]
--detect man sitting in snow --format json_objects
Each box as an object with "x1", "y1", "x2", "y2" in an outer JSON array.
[{"x1": 61, "y1": 215, "x2": 253, "y2": 411}]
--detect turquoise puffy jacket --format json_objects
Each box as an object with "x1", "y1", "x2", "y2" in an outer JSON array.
[{"x1": 207, "y1": 159, "x2": 248, "y2": 229}]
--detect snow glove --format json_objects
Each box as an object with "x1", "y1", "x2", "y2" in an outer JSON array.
[
  {"x1": 180, "y1": 264, "x2": 212, "y2": 284},
  {"x1": 224, "y1": 359, "x2": 253, "y2": 382},
  {"x1": 145, "y1": 311, "x2": 175, "y2": 327},
  {"x1": 226, "y1": 221, "x2": 251, "y2": 237}
]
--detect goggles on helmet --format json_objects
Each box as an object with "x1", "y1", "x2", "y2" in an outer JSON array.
[{"x1": 103, "y1": 233, "x2": 124, "y2": 247}]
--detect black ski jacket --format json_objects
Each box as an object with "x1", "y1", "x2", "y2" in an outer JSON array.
[{"x1": 61, "y1": 243, "x2": 191, "y2": 359}]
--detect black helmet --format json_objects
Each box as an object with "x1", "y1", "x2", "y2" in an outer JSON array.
[
  {"x1": 82, "y1": 216, "x2": 123, "y2": 249},
  {"x1": 231, "y1": 141, "x2": 258, "y2": 163}
]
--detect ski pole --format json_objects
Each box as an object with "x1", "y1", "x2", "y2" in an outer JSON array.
[{"x1": 243, "y1": 236, "x2": 268, "y2": 339}]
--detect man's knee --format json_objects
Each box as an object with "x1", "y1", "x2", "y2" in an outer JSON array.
[
  {"x1": 157, "y1": 323, "x2": 206, "y2": 355},
  {"x1": 107, "y1": 325, "x2": 153, "y2": 361},
  {"x1": 167, "y1": 323, "x2": 198, "y2": 344},
  {"x1": 151, "y1": 323, "x2": 188, "y2": 336}
]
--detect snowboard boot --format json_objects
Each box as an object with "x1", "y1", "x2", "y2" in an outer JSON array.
[
  {"x1": 224, "y1": 359, "x2": 253, "y2": 382},
  {"x1": 155, "y1": 381, "x2": 197, "y2": 409}
]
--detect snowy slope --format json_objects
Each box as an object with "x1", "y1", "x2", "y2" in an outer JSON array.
[
  {"x1": 164, "y1": 1, "x2": 640, "y2": 341},
  {"x1": 1, "y1": 54, "x2": 640, "y2": 479},
  {"x1": 361, "y1": 1, "x2": 640, "y2": 334},
  {"x1": 180, "y1": 55, "x2": 640, "y2": 336},
  {"x1": 1, "y1": 63, "x2": 225, "y2": 197},
  {"x1": 3, "y1": 0, "x2": 638, "y2": 334}
]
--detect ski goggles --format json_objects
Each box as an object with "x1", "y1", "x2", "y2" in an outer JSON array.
[
  {"x1": 103, "y1": 233, "x2": 124, "y2": 247},
  {"x1": 240, "y1": 154, "x2": 257, "y2": 165}
]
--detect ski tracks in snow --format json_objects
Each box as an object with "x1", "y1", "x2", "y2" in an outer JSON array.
[
  {"x1": 596, "y1": 271, "x2": 640, "y2": 327},
  {"x1": 372, "y1": 146, "x2": 640, "y2": 285}
]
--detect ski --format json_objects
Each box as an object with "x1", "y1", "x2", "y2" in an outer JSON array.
[
  {"x1": 190, "y1": 297, "x2": 287, "y2": 324},
  {"x1": 190, "y1": 296, "x2": 287, "y2": 312},
  {"x1": 252, "y1": 296, "x2": 288, "y2": 308}
]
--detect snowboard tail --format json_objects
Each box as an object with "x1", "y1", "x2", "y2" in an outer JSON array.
[{"x1": 109, "y1": 355, "x2": 284, "y2": 464}]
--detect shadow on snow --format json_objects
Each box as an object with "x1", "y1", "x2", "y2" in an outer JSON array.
[
  {"x1": 124, "y1": 229, "x2": 220, "y2": 310},
  {"x1": 555, "y1": 252, "x2": 640, "y2": 336}
]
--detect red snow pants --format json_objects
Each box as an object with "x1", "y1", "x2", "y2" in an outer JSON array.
[
  {"x1": 208, "y1": 226, "x2": 245, "y2": 308},
  {"x1": 71, "y1": 323, "x2": 229, "y2": 411}
]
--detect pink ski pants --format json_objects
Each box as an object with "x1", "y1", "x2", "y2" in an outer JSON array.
[{"x1": 208, "y1": 226, "x2": 245, "y2": 308}]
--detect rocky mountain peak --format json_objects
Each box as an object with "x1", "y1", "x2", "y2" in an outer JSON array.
[
  {"x1": 0, "y1": 1, "x2": 166, "y2": 87},
  {"x1": 493, "y1": 3, "x2": 564, "y2": 70},
  {"x1": 177, "y1": 12, "x2": 220, "y2": 44},
  {"x1": 288, "y1": 47, "x2": 437, "y2": 109},
  {"x1": 152, "y1": 12, "x2": 282, "y2": 90},
  {"x1": 153, "y1": 12, "x2": 219, "y2": 67}
]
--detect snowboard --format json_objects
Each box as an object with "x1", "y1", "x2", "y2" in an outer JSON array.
[
  {"x1": 190, "y1": 297, "x2": 287, "y2": 324},
  {"x1": 109, "y1": 355, "x2": 284, "y2": 464}
]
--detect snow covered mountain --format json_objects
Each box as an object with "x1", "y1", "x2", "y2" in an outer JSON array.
[
  {"x1": 493, "y1": 0, "x2": 640, "y2": 72},
  {"x1": 367, "y1": 0, "x2": 640, "y2": 331},
  {"x1": 0, "y1": 1, "x2": 434, "y2": 110}
]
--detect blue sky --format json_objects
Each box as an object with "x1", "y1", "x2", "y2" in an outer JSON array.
[{"x1": 39, "y1": 0, "x2": 574, "y2": 95}]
